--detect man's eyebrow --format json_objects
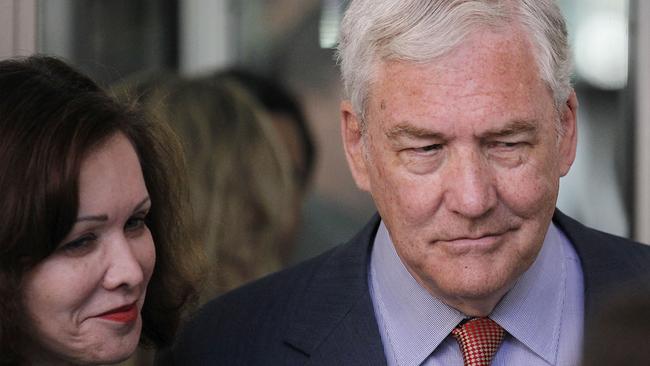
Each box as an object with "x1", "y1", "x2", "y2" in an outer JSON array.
[
  {"x1": 479, "y1": 120, "x2": 538, "y2": 139},
  {"x1": 76, "y1": 196, "x2": 150, "y2": 222},
  {"x1": 385, "y1": 122, "x2": 445, "y2": 140}
]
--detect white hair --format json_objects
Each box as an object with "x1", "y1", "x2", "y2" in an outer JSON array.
[{"x1": 337, "y1": 0, "x2": 572, "y2": 128}]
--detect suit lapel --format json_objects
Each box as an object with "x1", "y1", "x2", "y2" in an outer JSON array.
[
  {"x1": 553, "y1": 210, "x2": 650, "y2": 322},
  {"x1": 554, "y1": 210, "x2": 611, "y2": 319},
  {"x1": 284, "y1": 215, "x2": 388, "y2": 365}
]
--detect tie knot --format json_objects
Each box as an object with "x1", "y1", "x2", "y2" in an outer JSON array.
[{"x1": 451, "y1": 317, "x2": 505, "y2": 366}]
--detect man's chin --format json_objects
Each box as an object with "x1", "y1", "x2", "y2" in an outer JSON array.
[{"x1": 428, "y1": 273, "x2": 517, "y2": 315}]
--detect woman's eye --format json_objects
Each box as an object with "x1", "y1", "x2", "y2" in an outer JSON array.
[
  {"x1": 59, "y1": 234, "x2": 97, "y2": 254},
  {"x1": 125, "y1": 215, "x2": 147, "y2": 232}
]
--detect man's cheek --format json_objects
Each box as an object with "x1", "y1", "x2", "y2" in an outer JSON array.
[{"x1": 497, "y1": 173, "x2": 557, "y2": 215}]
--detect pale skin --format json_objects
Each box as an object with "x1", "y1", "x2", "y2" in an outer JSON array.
[
  {"x1": 341, "y1": 28, "x2": 578, "y2": 316},
  {"x1": 22, "y1": 133, "x2": 155, "y2": 365}
]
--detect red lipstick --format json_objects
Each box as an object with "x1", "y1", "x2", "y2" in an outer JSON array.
[{"x1": 99, "y1": 303, "x2": 138, "y2": 323}]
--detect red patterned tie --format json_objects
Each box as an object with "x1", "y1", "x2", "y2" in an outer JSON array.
[{"x1": 451, "y1": 317, "x2": 505, "y2": 366}]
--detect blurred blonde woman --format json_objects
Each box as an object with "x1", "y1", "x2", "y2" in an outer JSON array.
[{"x1": 117, "y1": 74, "x2": 299, "y2": 301}]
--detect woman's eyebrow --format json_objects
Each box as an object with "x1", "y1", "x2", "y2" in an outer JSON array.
[
  {"x1": 76, "y1": 196, "x2": 151, "y2": 222},
  {"x1": 76, "y1": 214, "x2": 108, "y2": 222}
]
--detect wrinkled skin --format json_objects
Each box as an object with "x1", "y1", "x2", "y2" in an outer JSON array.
[{"x1": 341, "y1": 28, "x2": 577, "y2": 316}]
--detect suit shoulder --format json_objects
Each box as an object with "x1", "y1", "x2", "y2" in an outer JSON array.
[
  {"x1": 167, "y1": 244, "x2": 345, "y2": 362},
  {"x1": 166, "y1": 216, "x2": 381, "y2": 364},
  {"x1": 216, "y1": 242, "x2": 347, "y2": 309},
  {"x1": 556, "y1": 210, "x2": 650, "y2": 259},
  {"x1": 580, "y1": 224, "x2": 650, "y2": 259}
]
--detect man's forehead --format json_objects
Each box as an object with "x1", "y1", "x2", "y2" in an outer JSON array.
[
  {"x1": 376, "y1": 27, "x2": 536, "y2": 80},
  {"x1": 360, "y1": 31, "x2": 556, "y2": 140},
  {"x1": 368, "y1": 32, "x2": 545, "y2": 102}
]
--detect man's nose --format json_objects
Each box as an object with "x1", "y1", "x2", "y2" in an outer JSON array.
[
  {"x1": 102, "y1": 235, "x2": 145, "y2": 291},
  {"x1": 443, "y1": 149, "x2": 497, "y2": 218}
]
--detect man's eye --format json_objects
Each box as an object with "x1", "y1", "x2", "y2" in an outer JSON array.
[
  {"x1": 59, "y1": 233, "x2": 97, "y2": 254},
  {"x1": 412, "y1": 144, "x2": 443, "y2": 153},
  {"x1": 492, "y1": 141, "x2": 524, "y2": 149}
]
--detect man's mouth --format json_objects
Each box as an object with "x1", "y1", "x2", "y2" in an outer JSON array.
[{"x1": 434, "y1": 229, "x2": 515, "y2": 254}]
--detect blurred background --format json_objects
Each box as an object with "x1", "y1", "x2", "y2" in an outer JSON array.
[{"x1": 2, "y1": 0, "x2": 648, "y2": 276}]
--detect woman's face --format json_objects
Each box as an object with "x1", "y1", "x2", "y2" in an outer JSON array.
[{"x1": 22, "y1": 133, "x2": 156, "y2": 365}]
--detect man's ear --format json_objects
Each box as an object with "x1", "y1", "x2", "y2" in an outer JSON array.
[
  {"x1": 559, "y1": 90, "x2": 578, "y2": 177},
  {"x1": 340, "y1": 100, "x2": 371, "y2": 192}
]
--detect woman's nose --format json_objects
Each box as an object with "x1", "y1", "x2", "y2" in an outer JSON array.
[{"x1": 102, "y1": 235, "x2": 145, "y2": 291}]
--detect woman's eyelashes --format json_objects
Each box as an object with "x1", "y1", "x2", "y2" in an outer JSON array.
[
  {"x1": 59, "y1": 233, "x2": 98, "y2": 255},
  {"x1": 125, "y1": 209, "x2": 150, "y2": 234}
]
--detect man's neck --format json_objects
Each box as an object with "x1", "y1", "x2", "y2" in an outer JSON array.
[{"x1": 405, "y1": 266, "x2": 514, "y2": 317}]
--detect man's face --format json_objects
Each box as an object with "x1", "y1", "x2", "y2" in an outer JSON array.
[{"x1": 341, "y1": 29, "x2": 577, "y2": 315}]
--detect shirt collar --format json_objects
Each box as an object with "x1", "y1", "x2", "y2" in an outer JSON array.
[
  {"x1": 370, "y1": 221, "x2": 566, "y2": 366},
  {"x1": 490, "y1": 223, "x2": 567, "y2": 364}
]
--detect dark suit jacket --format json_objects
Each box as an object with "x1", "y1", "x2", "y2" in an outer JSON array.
[{"x1": 166, "y1": 211, "x2": 650, "y2": 365}]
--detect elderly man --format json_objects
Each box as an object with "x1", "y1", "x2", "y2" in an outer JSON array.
[{"x1": 167, "y1": 1, "x2": 650, "y2": 365}]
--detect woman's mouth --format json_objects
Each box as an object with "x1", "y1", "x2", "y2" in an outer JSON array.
[{"x1": 98, "y1": 303, "x2": 138, "y2": 323}]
